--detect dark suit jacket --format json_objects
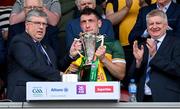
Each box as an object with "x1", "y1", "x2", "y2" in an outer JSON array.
[
  {"x1": 8, "y1": 22, "x2": 63, "y2": 59},
  {"x1": 65, "y1": 18, "x2": 115, "y2": 50},
  {"x1": 0, "y1": 30, "x2": 5, "y2": 65},
  {"x1": 0, "y1": 30, "x2": 6, "y2": 92},
  {"x1": 7, "y1": 32, "x2": 75, "y2": 102},
  {"x1": 129, "y1": 33, "x2": 180, "y2": 102},
  {"x1": 129, "y1": 2, "x2": 180, "y2": 44}
]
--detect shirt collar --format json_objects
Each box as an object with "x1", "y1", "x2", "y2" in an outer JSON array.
[
  {"x1": 156, "y1": 33, "x2": 166, "y2": 43},
  {"x1": 157, "y1": 1, "x2": 171, "y2": 13}
]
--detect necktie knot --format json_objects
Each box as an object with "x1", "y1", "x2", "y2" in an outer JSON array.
[
  {"x1": 155, "y1": 40, "x2": 159, "y2": 44},
  {"x1": 36, "y1": 42, "x2": 41, "y2": 47},
  {"x1": 35, "y1": 42, "x2": 42, "y2": 49},
  {"x1": 155, "y1": 40, "x2": 160, "y2": 50}
]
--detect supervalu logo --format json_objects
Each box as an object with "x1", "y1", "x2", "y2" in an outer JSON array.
[{"x1": 95, "y1": 86, "x2": 114, "y2": 93}]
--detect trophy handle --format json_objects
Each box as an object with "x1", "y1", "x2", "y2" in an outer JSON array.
[
  {"x1": 96, "y1": 35, "x2": 105, "y2": 46},
  {"x1": 74, "y1": 38, "x2": 83, "y2": 56}
]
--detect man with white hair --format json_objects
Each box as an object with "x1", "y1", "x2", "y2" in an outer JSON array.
[
  {"x1": 129, "y1": 9, "x2": 180, "y2": 102},
  {"x1": 129, "y1": 0, "x2": 180, "y2": 44}
]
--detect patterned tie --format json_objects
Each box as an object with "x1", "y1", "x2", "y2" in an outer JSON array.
[
  {"x1": 36, "y1": 42, "x2": 52, "y2": 66},
  {"x1": 155, "y1": 40, "x2": 160, "y2": 50},
  {"x1": 144, "y1": 40, "x2": 159, "y2": 95},
  {"x1": 144, "y1": 60, "x2": 152, "y2": 95}
]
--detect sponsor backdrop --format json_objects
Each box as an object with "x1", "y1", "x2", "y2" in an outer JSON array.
[{"x1": 26, "y1": 82, "x2": 120, "y2": 101}]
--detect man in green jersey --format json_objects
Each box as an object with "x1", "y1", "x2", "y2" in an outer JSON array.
[{"x1": 66, "y1": 8, "x2": 126, "y2": 81}]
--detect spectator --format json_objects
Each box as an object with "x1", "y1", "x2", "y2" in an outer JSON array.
[
  {"x1": 0, "y1": 7, "x2": 12, "y2": 40},
  {"x1": 7, "y1": 9, "x2": 81, "y2": 102},
  {"x1": 9, "y1": 0, "x2": 61, "y2": 26},
  {"x1": 0, "y1": 31, "x2": 6, "y2": 77},
  {"x1": 129, "y1": 9, "x2": 180, "y2": 102},
  {"x1": 0, "y1": 0, "x2": 15, "y2": 99},
  {"x1": 0, "y1": 30, "x2": 6, "y2": 100}
]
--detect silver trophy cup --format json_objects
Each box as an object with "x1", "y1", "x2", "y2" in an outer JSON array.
[
  {"x1": 78, "y1": 33, "x2": 105, "y2": 81},
  {"x1": 80, "y1": 33, "x2": 96, "y2": 65}
]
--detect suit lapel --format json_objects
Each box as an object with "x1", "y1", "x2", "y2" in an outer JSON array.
[
  {"x1": 24, "y1": 32, "x2": 56, "y2": 67},
  {"x1": 166, "y1": 2, "x2": 176, "y2": 19},
  {"x1": 156, "y1": 33, "x2": 171, "y2": 55},
  {"x1": 142, "y1": 42, "x2": 149, "y2": 68},
  {"x1": 41, "y1": 44, "x2": 56, "y2": 68}
]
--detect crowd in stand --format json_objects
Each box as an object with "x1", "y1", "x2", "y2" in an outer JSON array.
[{"x1": 0, "y1": 0, "x2": 180, "y2": 102}]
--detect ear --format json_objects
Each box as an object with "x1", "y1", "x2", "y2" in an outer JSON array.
[
  {"x1": 25, "y1": 22, "x2": 28, "y2": 28},
  {"x1": 77, "y1": 6, "x2": 81, "y2": 10},
  {"x1": 93, "y1": 3, "x2": 96, "y2": 9},
  {"x1": 165, "y1": 22, "x2": 171, "y2": 30},
  {"x1": 25, "y1": 22, "x2": 30, "y2": 31},
  {"x1": 98, "y1": 19, "x2": 102, "y2": 28}
]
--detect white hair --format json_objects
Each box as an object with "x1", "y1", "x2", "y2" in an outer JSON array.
[
  {"x1": 146, "y1": 9, "x2": 168, "y2": 25},
  {"x1": 75, "y1": 0, "x2": 96, "y2": 7}
]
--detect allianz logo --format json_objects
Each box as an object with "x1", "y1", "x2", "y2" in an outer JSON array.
[
  {"x1": 51, "y1": 88, "x2": 63, "y2": 92},
  {"x1": 51, "y1": 88, "x2": 68, "y2": 92}
]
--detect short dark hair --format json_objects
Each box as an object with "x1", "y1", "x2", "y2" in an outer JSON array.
[{"x1": 80, "y1": 7, "x2": 102, "y2": 19}]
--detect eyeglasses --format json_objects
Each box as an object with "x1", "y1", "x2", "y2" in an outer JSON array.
[{"x1": 27, "y1": 21, "x2": 48, "y2": 27}]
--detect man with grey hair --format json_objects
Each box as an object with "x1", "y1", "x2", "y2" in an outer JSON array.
[
  {"x1": 129, "y1": 9, "x2": 180, "y2": 102},
  {"x1": 8, "y1": 0, "x2": 62, "y2": 61},
  {"x1": 129, "y1": 0, "x2": 180, "y2": 44},
  {"x1": 7, "y1": 9, "x2": 81, "y2": 102},
  {"x1": 65, "y1": 0, "x2": 115, "y2": 51}
]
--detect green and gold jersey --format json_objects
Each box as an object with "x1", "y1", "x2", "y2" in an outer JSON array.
[
  {"x1": 97, "y1": 38, "x2": 126, "y2": 81},
  {"x1": 65, "y1": 37, "x2": 126, "y2": 81}
]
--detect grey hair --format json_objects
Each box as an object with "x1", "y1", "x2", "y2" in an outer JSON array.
[
  {"x1": 25, "y1": 9, "x2": 48, "y2": 22},
  {"x1": 75, "y1": 0, "x2": 96, "y2": 7},
  {"x1": 146, "y1": 9, "x2": 168, "y2": 24}
]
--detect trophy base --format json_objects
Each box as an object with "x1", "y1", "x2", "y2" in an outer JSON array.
[
  {"x1": 62, "y1": 74, "x2": 78, "y2": 82},
  {"x1": 84, "y1": 62, "x2": 92, "y2": 66},
  {"x1": 81, "y1": 65, "x2": 91, "y2": 81}
]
